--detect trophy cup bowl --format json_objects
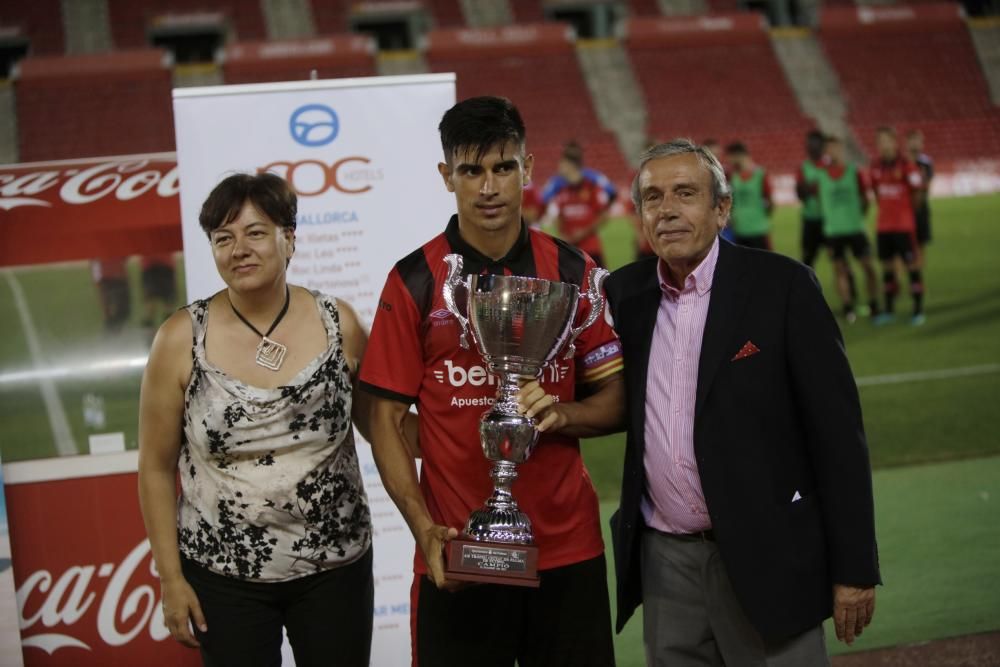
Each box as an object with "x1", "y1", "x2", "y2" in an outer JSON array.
[{"x1": 441, "y1": 254, "x2": 608, "y2": 586}]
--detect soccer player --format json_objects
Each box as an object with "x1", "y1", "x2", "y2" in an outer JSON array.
[
  {"x1": 359, "y1": 97, "x2": 625, "y2": 667},
  {"x1": 704, "y1": 138, "x2": 736, "y2": 243},
  {"x1": 870, "y1": 126, "x2": 925, "y2": 325},
  {"x1": 796, "y1": 129, "x2": 828, "y2": 267},
  {"x1": 540, "y1": 140, "x2": 617, "y2": 267},
  {"x1": 906, "y1": 129, "x2": 934, "y2": 259},
  {"x1": 818, "y1": 136, "x2": 881, "y2": 323},
  {"x1": 725, "y1": 141, "x2": 773, "y2": 250}
]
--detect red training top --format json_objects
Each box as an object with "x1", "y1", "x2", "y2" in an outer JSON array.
[
  {"x1": 548, "y1": 180, "x2": 611, "y2": 260},
  {"x1": 869, "y1": 156, "x2": 923, "y2": 233}
]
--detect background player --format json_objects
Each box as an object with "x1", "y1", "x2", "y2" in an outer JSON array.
[
  {"x1": 818, "y1": 136, "x2": 881, "y2": 323},
  {"x1": 725, "y1": 141, "x2": 773, "y2": 250},
  {"x1": 907, "y1": 128, "x2": 935, "y2": 262},
  {"x1": 540, "y1": 140, "x2": 617, "y2": 267},
  {"x1": 870, "y1": 126, "x2": 926, "y2": 325},
  {"x1": 796, "y1": 129, "x2": 829, "y2": 267}
]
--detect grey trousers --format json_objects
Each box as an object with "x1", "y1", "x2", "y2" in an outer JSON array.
[{"x1": 640, "y1": 529, "x2": 830, "y2": 667}]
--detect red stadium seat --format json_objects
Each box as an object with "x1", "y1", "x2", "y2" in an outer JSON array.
[
  {"x1": 106, "y1": 0, "x2": 267, "y2": 48},
  {"x1": 311, "y1": 0, "x2": 465, "y2": 34},
  {"x1": 819, "y1": 3, "x2": 1000, "y2": 162},
  {"x1": 0, "y1": 0, "x2": 64, "y2": 54},
  {"x1": 14, "y1": 50, "x2": 175, "y2": 161},
  {"x1": 624, "y1": 14, "x2": 812, "y2": 173},
  {"x1": 425, "y1": 23, "x2": 630, "y2": 186},
  {"x1": 222, "y1": 35, "x2": 377, "y2": 84}
]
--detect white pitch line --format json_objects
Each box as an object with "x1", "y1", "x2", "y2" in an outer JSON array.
[
  {"x1": 3, "y1": 270, "x2": 78, "y2": 456},
  {"x1": 856, "y1": 363, "x2": 1000, "y2": 387}
]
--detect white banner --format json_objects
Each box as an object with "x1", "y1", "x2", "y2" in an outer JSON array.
[{"x1": 173, "y1": 73, "x2": 456, "y2": 666}]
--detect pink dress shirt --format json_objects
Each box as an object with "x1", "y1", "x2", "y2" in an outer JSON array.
[{"x1": 641, "y1": 236, "x2": 719, "y2": 534}]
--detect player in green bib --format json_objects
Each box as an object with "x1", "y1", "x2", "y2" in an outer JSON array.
[
  {"x1": 725, "y1": 142, "x2": 773, "y2": 250},
  {"x1": 818, "y1": 136, "x2": 881, "y2": 323},
  {"x1": 796, "y1": 130, "x2": 828, "y2": 267}
]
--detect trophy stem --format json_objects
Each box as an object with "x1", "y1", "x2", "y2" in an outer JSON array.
[{"x1": 486, "y1": 460, "x2": 519, "y2": 513}]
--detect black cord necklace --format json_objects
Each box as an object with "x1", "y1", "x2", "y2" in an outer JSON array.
[{"x1": 228, "y1": 285, "x2": 291, "y2": 371}]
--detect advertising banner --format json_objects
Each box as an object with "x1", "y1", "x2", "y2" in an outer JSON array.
[{"x1": 173, "y1": 73, "x2": 456, "y2": 666}]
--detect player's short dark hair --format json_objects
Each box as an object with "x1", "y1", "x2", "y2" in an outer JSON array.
[
  {"x1": 824, "y1": 134, "x2": 842, "y2": 145},
  {"x1": 906, "y1": 128, "x2": 923, "y2": 139},
  {"x1": 725, "y1": 141, "x2": 748, "y2": 156},
  {"x1": 199, "y1": 172, "x2": 297, "y2": 238},
  {"x1": 876, "y1": 126, "x2": 897, "y2": 137},
  {"x1": 807, "y1": 129, "x2": 825, "y2": 145},
  {"x1": 438, "y1": 96, "x2": 526, "y2": 165},
  {"x1": 561, "y1": 140, "x2": 584, "y2": 167}
]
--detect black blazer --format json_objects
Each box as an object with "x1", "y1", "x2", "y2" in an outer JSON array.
[{"x1": 606, "y1": 239, "x2": 880, "y2": 643}]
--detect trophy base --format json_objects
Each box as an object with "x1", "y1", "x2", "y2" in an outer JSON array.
[{"x1": 445, "y1": 536, "x2": 540, "y2": 588}]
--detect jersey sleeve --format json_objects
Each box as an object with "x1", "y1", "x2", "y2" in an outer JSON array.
[
  {"x1": 358, "y1": 268, "x2": 424, "y2": 404},
  {"x1": 540, "y1": 176, "x2": 563, "y2": 205},
  {"x1": 585, "y1": 167, "x2": 618, "y2": 202},
  {"x1": 572, "y1": 257, "x2": 624, "y2": 386}
]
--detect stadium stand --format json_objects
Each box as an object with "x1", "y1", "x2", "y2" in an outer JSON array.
[
  {"x1": 106, "y1": 0, "x2": 267, "y2": 48},
  {"x1": 627, "y1": 0, "x2": 667, "y2": 17},
  {"x1": 624, "y1": 14, "x2": 813, "y2": 172},
  {"x1": 312, "y1": 0, "x2": 465, "y2": 34},
  {"x1": 820, "y1": 3, "x2": 1000, "y2": 162},
  {"x1": 425, "y1": 23, "x2": 630, "y2": 185},
  {"x1": 14, "y1": 49, "x2": 175, "y2": 161},
  {"x1": 0, "y1": 0, "x2": 65, "y2": 55},
  {"x1": 222, "y1": 34, "x2": 377, "y2": 83}
]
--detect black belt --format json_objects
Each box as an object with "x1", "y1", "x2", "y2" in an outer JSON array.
[{"x1": 661, "y1": 529, "x2": 715, "y2": 542}]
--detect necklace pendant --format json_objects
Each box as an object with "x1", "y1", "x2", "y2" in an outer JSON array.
[{"x1": 255, "y1": 337, "x2": 287, "y2": 371}]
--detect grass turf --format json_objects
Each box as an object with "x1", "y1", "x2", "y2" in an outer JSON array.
[
  {"x1": 601, "y1": 455, "x2": 1000, "y2": 665},
  {"x1": 0, "y1": 195, "x2": 997, "y2": 662}
]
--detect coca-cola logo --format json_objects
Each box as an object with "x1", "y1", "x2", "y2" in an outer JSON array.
[
  {"x1": 17, "y1": 540, "x2": 170, "y2": 654},
  {"x1": 0, "y1": 160, "x2": 179, "y2": 212}
]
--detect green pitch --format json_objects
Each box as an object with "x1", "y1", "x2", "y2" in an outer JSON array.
[
  {"x1": 586, "y1": 193, "x2": 1000, "y2": 663},
  {"x1": 0, "y1": 195, "x2": 997, "y2": 662}
]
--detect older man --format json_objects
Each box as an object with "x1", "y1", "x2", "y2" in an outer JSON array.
[{"x1": 606, "y1": 140, "x2": 880, "y2": 666}]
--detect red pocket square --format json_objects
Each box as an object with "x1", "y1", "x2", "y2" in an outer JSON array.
[{"x1": 731, "y1": 341, "x2": 760, "y2": 361}]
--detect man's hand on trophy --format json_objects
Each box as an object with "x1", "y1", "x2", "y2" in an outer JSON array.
[
  {"x1": 517, "y1": 380, "x2": 566, "y2": 432},
  {"x1": 418, "y1": 522, "x2": 462, "y2": 590}
]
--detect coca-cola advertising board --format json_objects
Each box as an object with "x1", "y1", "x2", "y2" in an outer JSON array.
[
  {"x1": 5, "y1": 452, "x2": 197, "y2": 667},
  {"x1": 173, "y1": 73, "x2": 456, "y2": 666}
]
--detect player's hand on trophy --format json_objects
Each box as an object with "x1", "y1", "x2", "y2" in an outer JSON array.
[
  {"x1": 517, "y1": 380, "x2": 566, "y2": 432},
  {"x1": 418, "y1": 521, "x2": 461, "y2": 590},
  {"x1": 160, "y1": 576, "x2": 207, "y2": 648}
]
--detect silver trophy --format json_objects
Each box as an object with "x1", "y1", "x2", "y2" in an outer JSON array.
[{"x1": 441, "y1": 253, "x2": 608, "y2": 585}]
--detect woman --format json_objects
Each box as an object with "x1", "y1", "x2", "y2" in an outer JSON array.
[{"x1": 138, "y1": 172, "x2": 374, "y2": 666}]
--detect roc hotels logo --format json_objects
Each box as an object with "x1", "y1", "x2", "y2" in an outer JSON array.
[{"x1": 289, "y1": 104, "x2": 340, "y2": 147}]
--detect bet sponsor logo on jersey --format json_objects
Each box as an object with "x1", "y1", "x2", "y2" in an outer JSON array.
[{"x1": 434, "y1": 360, "x2": 570, "y2": 389}]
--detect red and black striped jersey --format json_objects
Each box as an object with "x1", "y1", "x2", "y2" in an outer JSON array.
[{"x1": 359, "y1": 215, "x2": 623, "y2": 574}]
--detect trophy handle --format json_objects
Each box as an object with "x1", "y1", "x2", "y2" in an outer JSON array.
[
  {"x1": 442, "y1": 254, "x2": 472, "y2": 350},
  {"x1": 563, "y1": 267, "x2": 610, "y2": 359}
]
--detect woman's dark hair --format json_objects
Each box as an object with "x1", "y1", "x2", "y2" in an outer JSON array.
[
  {"x1": 438, "y1": 96, "x2": 526, "y2": 165},
  {"x1": 199, "y1": 172, "x2": 297, "y2": 237}
]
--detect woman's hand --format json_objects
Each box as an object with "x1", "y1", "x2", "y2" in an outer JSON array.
[{"x1": 160, "y1": 576, "x2": 208, "y2": 648}]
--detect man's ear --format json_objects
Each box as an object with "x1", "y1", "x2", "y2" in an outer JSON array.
[
  {"x1": 522, "y1": 153, "x2": 534, "y2": 187},
  {"x1": 438, "y1": 162, "x2": 455, "y2": 193},
  {"x1": 716, "y1": 196, "x2": 733, "y2": 230}
]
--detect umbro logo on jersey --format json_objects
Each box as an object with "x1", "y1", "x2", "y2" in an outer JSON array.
[
  {"x1": 429, "y1": 308, "x2": 456, "y2": 328},
  {"x1": 435, "y1": 360, "x2": 569, "y2": 387}
]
